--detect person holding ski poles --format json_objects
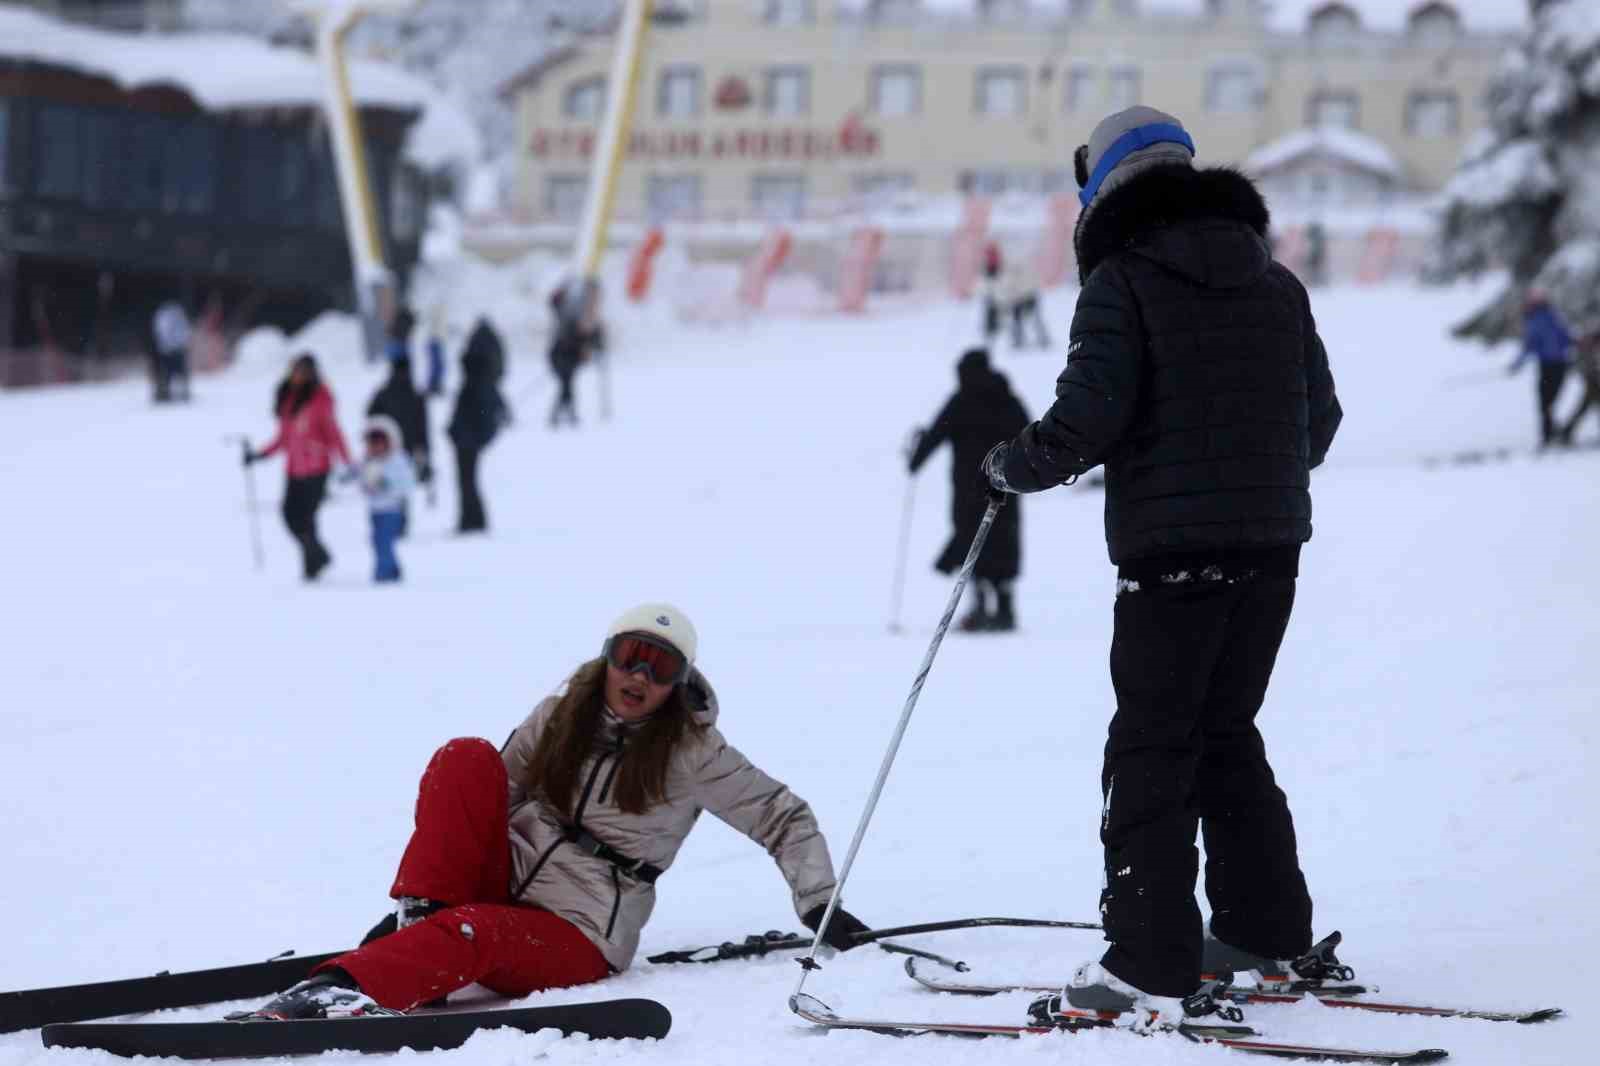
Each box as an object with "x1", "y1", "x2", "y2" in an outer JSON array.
[
  {"x1": 907, "y1": 347, "x2": 1029, "y2": 632},
  {"x1": 1508, "y1": 290, "x2": 1574, "y2": 448},
  {"x1": 244, "y1": 354, "x2": 353, "y2": 582},
  {"x1": 244, "y1": 604, "x2": 870, "y2": 1019},
  {"x1": 980, "y1": 106, "x2": 1343, "y2": 1031}
]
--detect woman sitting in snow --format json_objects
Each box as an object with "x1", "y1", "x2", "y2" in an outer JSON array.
[{"x1": 243, "y1": 605, "x2": 868, "y2": 1019}]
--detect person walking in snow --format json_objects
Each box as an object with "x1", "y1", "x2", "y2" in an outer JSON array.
[
  {"x1": 980, "y1": 241, "x2": 1004, "y2": 343},
  {"x1": 1558, "y1": 332, "x2": 1599, "y2": 445},
  {"x1": 908, "y1": 348, "x2": 1029, "y2": 632},
  {"x1": 367, "y1": 306, "x2": 432, "y2": 531},
  {"x1": 239, "y1": 604, "x2": 870, "y2": 1020},
  {"x1": 1003, "y1": 261, "x2": 1052, "y2": 351},
  {"x1": 981, "y1": 106, "x2": 1343, "y2": 1029},
  {"x1": 354, "y1": 416, "x2": 415, "y2": 584},
  {"x1": 1508, "y1": 290, "x2": 1574, "y2": 448},
  {"x1": 547, "y1": 279, "x2": 603, "y2": 429},
  {"x1": 424, "y1": 304, "x2": 448, "y2": 398},
  {"x1": 150, "y1": 298, "x2": 192, "y2": 403},
  {"x1": 245, "y1": 354, "x2": 353, "y2": 581},
  {"x1": 447, "y1": 318, "x2": 508, "y2": 533}
]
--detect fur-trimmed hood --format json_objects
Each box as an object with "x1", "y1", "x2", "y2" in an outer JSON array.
[{"x1": 1075, "y1": 165, "x2": 1273, "y2": 286}]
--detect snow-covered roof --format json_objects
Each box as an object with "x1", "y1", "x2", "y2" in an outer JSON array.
[
  {"x1": 0, "y1": 7, "x2": 478, "y2": 169},
  {"x1": 1245, "y1": 126, "x2": 1404, "y2": 178}
]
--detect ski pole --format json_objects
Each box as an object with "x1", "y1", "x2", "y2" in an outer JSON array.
[
  {"x1": 791, "y1": 496, "x2": 1005, "y2": 1004},
  {"x1": 224, "y1": 435, "x2": 265, "y2": 571},
  {"x1": 887, "y1": 474, "x2": 916, "y2": 633}
]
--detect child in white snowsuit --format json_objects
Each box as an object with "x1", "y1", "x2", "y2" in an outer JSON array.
[{"x1": 358, "y1": 416, "x2": 416, "y2": 583}]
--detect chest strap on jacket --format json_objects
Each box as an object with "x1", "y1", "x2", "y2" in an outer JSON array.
[{"x1": 563, "y1": 826, "x2": 663, "y2": 885}]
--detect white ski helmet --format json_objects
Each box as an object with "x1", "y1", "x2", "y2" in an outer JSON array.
[
  {"x1": 603, "y1": 603, "x2": 698, "y2": 665},
  {"x1": 363, "y1": 414, "x2": 403, "y2": 449}
]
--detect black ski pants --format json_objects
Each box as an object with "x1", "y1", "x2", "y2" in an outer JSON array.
[
  {"x1": 454, "y1": 443, "x2": 487, "y2": 533},
  {"x1": 1097, "y1": 571, "x2": 1312, "y2": 998},
  {"x1": 1537, "y1": 362, "x2": 1570, "y2": 445},
  {"x1": 282, "y1": 474, "x2": 330, "y2": 579}
]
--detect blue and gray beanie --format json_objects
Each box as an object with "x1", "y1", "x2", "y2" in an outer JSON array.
[{"x1": 1075, "y1": 105, "x2": 1196, "y2": 209}]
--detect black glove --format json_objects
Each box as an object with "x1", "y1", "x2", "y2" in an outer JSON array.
[
  {"x1": 980, "y1": 442, "x2": 1014, "y2": 501},
  {"x1": 801, "y1": 903, "x2": 870, "y2": 952},
  {"x1": 241, "y1": 444, "x2": 258, "y2": 467},
  {"x1": 415, "y1": 454, "x2": 434, "y2": 485},
  {"x1": 903, "y1": 427, "x2": 925, "y2": 471}
]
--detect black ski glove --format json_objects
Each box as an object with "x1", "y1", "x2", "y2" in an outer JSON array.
[
  {"x1": 241, "y1": 444, "x2": 258, "y2": 467},
  {"x1": 801, "y1": 904, "x2": 870, "y2": 952}
]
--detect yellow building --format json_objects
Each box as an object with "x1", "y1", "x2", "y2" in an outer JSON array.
[{"x1": 498, "y1": 0, "x2": 1510, "y2": 227}]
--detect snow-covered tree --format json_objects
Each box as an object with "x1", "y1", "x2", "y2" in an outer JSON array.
[{"x1": 1428, "y1": 0, "x2": 1600, "y2": 343}]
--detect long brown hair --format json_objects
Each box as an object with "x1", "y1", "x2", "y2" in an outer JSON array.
[{"x1": 518, "y1": 658, "x2": 705, "y2": 816}]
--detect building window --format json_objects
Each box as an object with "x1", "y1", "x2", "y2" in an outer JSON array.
[
  {"x1": 1206, "y1": 63, "x2": 1262, "y2": 113},
  {"x1": 979, "y1": 0, "x2": 1028, "y2": 18},
  {"x1": 854, "y1": 172, "x2": 915, "y2": 204},
  {"x1": 764, "y1": 0, "x2": 813, "y2": 22},
  {"x1": 867, "y1": 0, "x2": 921, "y2": 21},
  {"x1": 976, "y1": 66, "x2": 1027, "y2": 117},
  {"x1": 1308, "y1": 90, "x2": 1360, "y2": 128},
  {"x1": 647, "y1": 173, "x2": 702, "y2": 222},
  {"x1": 871, "y1": 65, "x2": 922, "y2": 117},
  {"x1": 1409, "y1": 2, "x2": 1461, "y2": 47},
  {"x1": 1063, "y1": 66, "x2": 1097, "y2": 112},
  {"x1": 544, "y1": 174, "x2": 588, "y2": 221},
  {"x1": 33, "y1": 103, "x2": 83, "y2": 200},
  {"x1": 1308, "y1": 2, "x2": 1361, "y2": 46},
  {"x1": 0, "y1": 100, "x2": 10, "y2": 196},
  {"x1": 563, "y1": 77, "x2": 606, "y2": 121},
  {"x1": 765, "y1": 67, "x2": 810, "y2": 117},
  {"x1": 1108, "y1": 66, "x2": 1141, "y2": 109},
  {"x1": 751, "y1": 173, "x2": 807, "y2": 220},
  {"x1": 1406, "y1": 90, "x2": 1459, "y2": 136},
  {"x1": 657, "y1": 66, "x2": 702, "y2": 118}
]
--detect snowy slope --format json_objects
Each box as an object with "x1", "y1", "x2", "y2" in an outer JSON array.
[{"x1": 0, "y1": 279, "x2": 1593, "y2": 1066}]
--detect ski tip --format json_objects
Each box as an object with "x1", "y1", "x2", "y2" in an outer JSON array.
[
  {"x1": 1409, "y1": 1050, "x2": 1450, "y2": 1063},
  {"x1": 1517, "y1": 1008, "x2": 1563, "y2": 1024}
]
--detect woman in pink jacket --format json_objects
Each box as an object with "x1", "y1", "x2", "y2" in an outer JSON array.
[{"x1": 246, "y1": 354, "x2": 352, "y2": 581}]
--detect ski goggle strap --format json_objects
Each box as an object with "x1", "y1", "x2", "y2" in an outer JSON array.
[
  {"x1": 1077, "y1": 122, "x2": 1196, "y2": 208},
  {"x1": 603, "y1": 632, "x2": 689, "y2": 686}
]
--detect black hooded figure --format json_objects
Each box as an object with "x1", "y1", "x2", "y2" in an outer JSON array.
[
  {"x1": 447, "y1": 318, "x2": 508, "y2": 533},
  {"x1": 367, "y1": 307, "x2": 431, "y2": 532},
  {"x1": 907, "y1": 347, "x2": 1029, "y2": 631}
]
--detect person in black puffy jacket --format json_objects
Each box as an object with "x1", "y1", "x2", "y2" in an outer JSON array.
[
  {"x1": 982, "y1": 107, "x2": 1342, "y2": 1021},
  {"x1": 447, "y1": 318, "x2": 508, "y2": 534},
  {"x1": 908, "y1": 348, "x2": 1029, "y2": 631}
]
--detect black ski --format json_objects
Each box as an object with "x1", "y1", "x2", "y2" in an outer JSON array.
[
  {"x1": 789, "y1": 993, "x2": 1447, "y2": 1064},
  {"x1": 1, "y1": 950, "x2": 348, "y2": 1034},
  {"x1": 42, "y1": 998, "x2": 671, "y2": 1058}
]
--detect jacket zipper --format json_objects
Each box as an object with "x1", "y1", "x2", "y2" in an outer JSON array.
[
  {"x1": 596, "y1": 744, "x2": 624, "y2": 805},
  {"x1": 511, "y1": 751, "x2": 612, "y2": 900},
  {"x1": 604, "y1": 867, "x2": 622, "y2": 939}
]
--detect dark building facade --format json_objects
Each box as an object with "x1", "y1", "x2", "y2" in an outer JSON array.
[{"x1": 0, "y1": 57, "x2": 427, "y2": 386}]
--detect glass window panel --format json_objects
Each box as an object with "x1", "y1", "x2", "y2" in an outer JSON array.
[
  {"x1": 871, "y1": 66, "x2": 921, "y2": 116},
  {"x1": 0, "y1": 100, "x2": 10, "y2": 196},
  {"x1": 1108, "y1": 67, "x2": 1141, "y2": 109},
  {"x1": 765, "y1": 68, "x2": 810, "y2": 117},
  {"x1": 1206, "y1": 65, "x2": 1261, "y2": 113},
  {"x1": 657, "y1": 67, "x2": 702, "y2": 118},
  {"x1": 34, "y1": 103, "x2": 83, "y2": 200},
  {"x1": 545, "y1": 174, "x2": 588, "y2": 221},
  {"x1": 764, "y1": 0, "x2": 812, "y2": 23},
  {"x1": 1064, "y1": 66, "x2": 1097, "y2": 112},
  {"x1": 976, "y1": 67, "x2": 1026, "y2": 116},
  {"x1": 1407, "y1": 91, "x2": 1459, "y2": 136},
  {"x1": 751, "y1": 173, "x2": 806, "y2": 220},
  {"x1": 563, "y1": 78, "x2": 607, "y2": 121},
  {"x1": 646, "y1": 173, "x2": 702, "y2": 222}
]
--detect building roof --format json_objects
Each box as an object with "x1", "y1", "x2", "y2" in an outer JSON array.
[
  {"x1": 1244, "y1": 125, "x2": 1404, "y2": 178},
  {"x1": 0, "y1": 7, "x2": 478, "y2": 168},
  {"x1": 496, "y1": 43, "x2": 582, "y2": 103},
  {"x1": 839, "y1": 0, "x2": 1527, "y2": 33}
]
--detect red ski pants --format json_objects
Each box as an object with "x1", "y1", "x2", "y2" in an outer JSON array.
[{"x1": 318, "y1": 737, "x2": 611, "y2": 1010}]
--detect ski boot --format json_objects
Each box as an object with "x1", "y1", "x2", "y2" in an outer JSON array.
[
  {"x1": 1204, "y1": 930, "x2": 1357, "y2": 994},
  {"x1": 227, "y1": 972, "x2": 399, "y2": 1021},
  {"x1": 1029, "y1": 964, "x2": 1244, "y2": 1033}
]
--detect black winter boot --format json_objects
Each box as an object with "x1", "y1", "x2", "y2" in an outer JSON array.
[
  {"x1": 957, "y1": 581, "x2": 994, "y2": 632},
  {"x1": 991, "y1": 583, "x2": 1016, "y2": 632}
]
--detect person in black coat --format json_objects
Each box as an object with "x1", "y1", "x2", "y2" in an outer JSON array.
[
  {"x1": 447, "y1": 318, "x2": 508, "y2": 534},
  {"x1": 908, "y1": 347, "x2": 1029, "y2": 632},
  {"x1": 367, "y1": 306, "x2": 432, "y2": 532},
  {"x1": 547, "y1": 279, "x2": 604, "y2": 429},
  {"x1": 982, "y1": 107, "x2": 1342, "y2": 1021}
]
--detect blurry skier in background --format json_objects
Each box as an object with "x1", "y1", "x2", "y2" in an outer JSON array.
[
  {"x1": 547, "y1": 278, "x2": 605, "y2": 429},
  {"x1": 1003, "y1": 260, "x2": 1052, "y2": 351},
  {"x1": 245, "y1": 354, "x2": 353, "y2": 581},
  {"x1": 1508, "y1": 290, "x2": 1573, "y2": 448},
  {"x1": 907, "y1": 348, "x2": 1029, "y2": 632},
  {"x1": 424, "y1": 304, "x2": 448, "y2": 398},
  {"x1": 354, "y1": 416, "x2": 416, "y2": 584},
  {"x1": 151, "y1": 298, "x2": 192, "y2": 403},
  {"x1": 448, "y1": 318, "x2": 508, "y2": 534},
  {"x1": 979, "y1": 240, "x2": 1004, "y2": 343},
  {"x1": 1558, "y1": 333, "x2": 1599, "y2": 445},
  {"x1": 367, "y1": 306, "x2": 433, "y2": 529}
]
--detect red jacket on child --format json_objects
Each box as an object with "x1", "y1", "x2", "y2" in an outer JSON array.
[{"x1": 259, "y1": 386, "x2": 351, "y2": 478}]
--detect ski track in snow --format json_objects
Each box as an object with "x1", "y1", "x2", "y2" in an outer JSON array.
[{"x1": 0, "y1": 279, "x2": 1592, "y2": 1066}]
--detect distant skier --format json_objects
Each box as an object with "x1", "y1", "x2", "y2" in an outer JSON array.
[
  {"x1": 908, "y1": 347, "x2": 1029, "y2": 632},
  {"x1": 245, "y1": 354, "x2": 353, "y2": 581},
  {"x1": 1003, "y1": 260, "x2": 1052, "y2": 351},
  {"x1": 150, "y1": 298, "x2": 192, "y2": 403},
  {"x1": 447, "y1": 318, "x2": 508, "y2": 534},
  {"x1": 423, "y1": 304, "x2": 448, "y2": 398},
  {"x1": 980, "y1": 240, "x2": 1004, "y2": 342},
  {"x1": 547, "y1": 279, "x2": 604, "y2": 429},
  {"x1": 1508, "y1": 290, "x2": 1573, "y2": 448},
  {"x1": 982, "y1": 106, "x2": 1343, "y2": 1029},
  {"x1": 366, "y1": 306, "x2": 432, "y2": 531},
  {"x1": 237, "y1": 604, "x2": 869, "y2": 1019},
  {"x1": 354, "y1": 416, "x2": 415, "y2": 584}
]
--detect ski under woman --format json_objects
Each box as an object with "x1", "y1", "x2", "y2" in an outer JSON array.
[{"x1": 246, "y1": 604, "x2": 868, "y2": 1018}]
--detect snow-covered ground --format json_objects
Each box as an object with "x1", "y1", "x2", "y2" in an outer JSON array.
[{"x1": 0, "y1": 278, "x2": 1593, "y2": 1066}]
